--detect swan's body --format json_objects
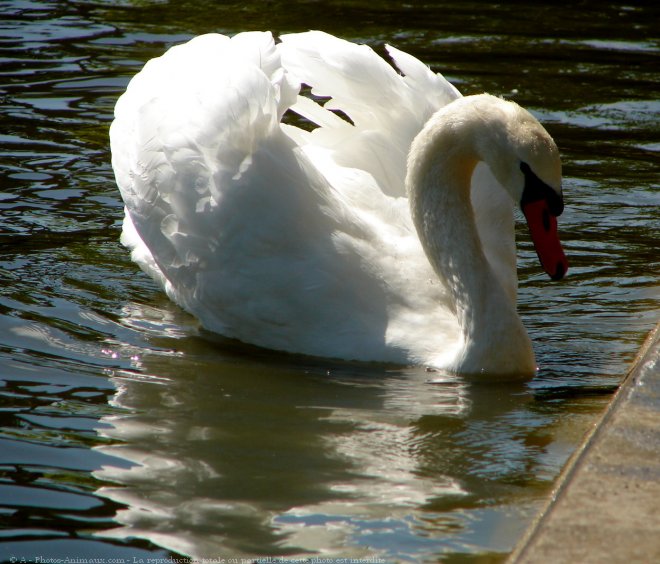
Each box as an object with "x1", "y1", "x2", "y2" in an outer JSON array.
[{"x1": 111, "y1": 31, "x2": 567, "y2": 379}]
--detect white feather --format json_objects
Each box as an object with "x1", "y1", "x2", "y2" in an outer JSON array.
[{"x1": 110, "y1": 31, "x2": 553, "y2": 377}]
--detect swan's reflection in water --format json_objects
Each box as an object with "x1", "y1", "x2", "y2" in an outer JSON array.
[{"x1": 93, "y1": 305, "x2": 556, "y2": 560}]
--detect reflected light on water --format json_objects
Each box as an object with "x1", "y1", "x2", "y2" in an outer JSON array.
[
  {"x1": 89, "y1": 300, "x2": 557, "y2": 560},
  {"x1": 93, "y1": 361, "x2": 472, "y2": 559}
]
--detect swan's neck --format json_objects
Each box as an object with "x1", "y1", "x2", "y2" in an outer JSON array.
[{"x1": 407, "y1": 116, "x2": 535, "y2": 377}]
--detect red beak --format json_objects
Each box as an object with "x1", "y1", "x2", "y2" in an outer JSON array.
[{"x1": 522, "y1": 198, "x2": 568, "y2": 280}]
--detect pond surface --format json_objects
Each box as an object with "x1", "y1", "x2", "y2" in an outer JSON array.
[{"x1": 1, "y1": 1, "x2": 658, "y2": 562}]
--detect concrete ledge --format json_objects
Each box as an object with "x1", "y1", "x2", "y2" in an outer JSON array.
[{"x1": 509, "y1": 321, "x2": 660, "y2": 564}]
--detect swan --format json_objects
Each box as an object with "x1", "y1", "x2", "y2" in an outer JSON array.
[{"x1": 110, "y1": 31, "x2": 568, "y2": 379}]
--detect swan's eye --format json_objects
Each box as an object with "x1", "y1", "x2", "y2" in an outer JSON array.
[{"x1": 519, "y1": 162, "x2": 563, "y2": 216}]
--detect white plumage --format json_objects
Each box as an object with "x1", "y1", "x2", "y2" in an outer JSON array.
[{"x1": 111, "y1": 31, "x2": 567, "y2": 379}]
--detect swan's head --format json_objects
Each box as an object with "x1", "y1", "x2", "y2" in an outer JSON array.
[
  {"x1": 472, "y1": 95, "x2": 568, "y2": 280},
  {"x1": 408, "y1": 94, "x2": 568, "y2": 280},
  {"x1": 485, "y1": 98, "x2": 561, "y2": 197}
]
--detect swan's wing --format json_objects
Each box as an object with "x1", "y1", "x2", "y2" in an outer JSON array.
[
  {"x1": 279, "y1": 32, "x2": 516, "y2": 305},
  {"x1": 110, "y1": 31, "x2": 508, "y2": 365},
  {"x1": 112, "y1": 32, "x2": 288, "y2": 280},
  {"x1": 111, "y1": 32, "x2": 435, "y2": 360},
  {"x1": 279, "y1": 31, "x2": 460, "y2": 197},
  {"x1": 111, "y1": 33, "x2": 333, "y2": 331}
]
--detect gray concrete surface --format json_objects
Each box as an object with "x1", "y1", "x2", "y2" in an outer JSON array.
[{"x1": 509, "y1": 321, "x2": 660, "y2": 564}]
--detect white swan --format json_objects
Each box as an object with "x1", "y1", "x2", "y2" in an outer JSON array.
[{"x1": 110, "y1": 31, "x2": 568, "y2": 379}]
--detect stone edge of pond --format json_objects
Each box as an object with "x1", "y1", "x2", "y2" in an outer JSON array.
[{"x1": 508, "y1": 320, "x2": 660, "y2": 564}]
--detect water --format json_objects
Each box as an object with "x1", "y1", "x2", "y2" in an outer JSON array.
[{"x1": 1, "y1": 0, "x2": 658, "y2": 561}]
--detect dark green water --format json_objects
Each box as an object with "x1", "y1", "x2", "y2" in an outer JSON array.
[{"x1": 1, "y1": 1, "x2": 658, "y2": 561}]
